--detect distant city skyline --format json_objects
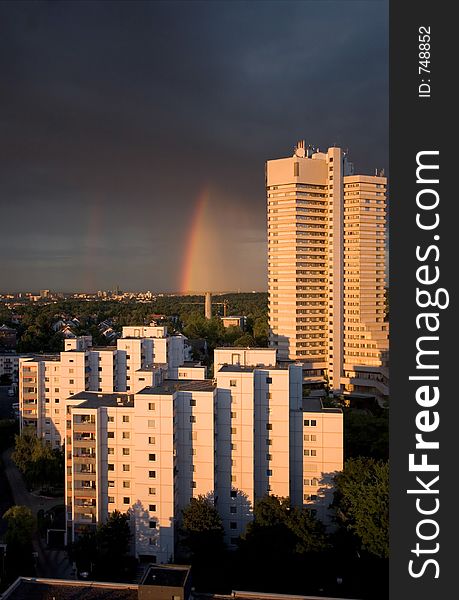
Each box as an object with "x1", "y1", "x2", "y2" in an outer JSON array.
[{"x1": 0, "y1": 1, "x2": 388, "y2": 293}]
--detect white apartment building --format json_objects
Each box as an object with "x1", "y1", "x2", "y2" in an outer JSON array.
[
  {"x1": 267, "y1": 141, "x2": 388, "y2": 400},
  {"x1": 19, "y1": 327, "x2": 189, "y2": 447},
  {"x1": 64, "y1": 363, "x2": 342, "y2": 563},
  {"x1": 20, "y1": 326, "x2": 343, "y2": 563}
]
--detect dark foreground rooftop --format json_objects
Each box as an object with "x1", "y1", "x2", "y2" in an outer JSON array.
[
  {"x1": 141, "y1": 564, "x2": 190, "y2": 587},
  {"x1": 1, "y1": 578, "x2": 138, "y2": 600}
]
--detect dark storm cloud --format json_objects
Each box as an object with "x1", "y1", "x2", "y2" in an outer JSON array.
[{"x1": 0, "y1": 0, "x2": 388, "y2": 292}]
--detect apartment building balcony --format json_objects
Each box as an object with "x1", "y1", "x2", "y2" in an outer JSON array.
[
  {"x1": 74, "y1": 510, "x2": 96, "y2": 524},
  {"x1": 72, "y1": 423, "x2": 96, "y2": 433},
  {"x1": 73, "y1": 472, "x2": 96, "y2": 481},
  {"x1": 73, "y1": 439, "x2": 96, "y2": 449},
  {"x1": 73, "y1": 455, "x2": 96, "y2": 465},
  {"x1": 74, "y1": 487, "x2": 96, "y2": 498}
]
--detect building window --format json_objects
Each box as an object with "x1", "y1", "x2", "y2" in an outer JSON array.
[
  {"x1": 267, "y1": 469, "x2": 273, "y2": 476},
  {"x1": 108, "y1": 416, "x2": 114, "y2": 422},
  {"x1": 108, "y1": 448, "x2": 114, "y2": 455},
  {"x1": 191, "y1": 481, "x2": 197, "y2": 488},
  {"x1": 230, "y1": 490, "x2": 237, "y2": 499},
  {"x1": 149, "y1": 504, "x2": 156, "y2": 512},
  {"x1": 266, "y1": 424, "x2": 272, "y2": 431},
  {"x1": 149, "y1": 453, "x2": 156, "y2": 461},
  {"x1": 230, "y1": 380, "x2": 237, "y2": 387},
  {"x1": 231, "y1": 412, "x2": 237, "y2": 419},
  {"x1": 122, "y1": 415, "x2": 129, "y2": 422},
  {"x1": 122, "y1": 448, "x2": 130, "y2": 455},
  {"x1": 148, "y1": 420, "x2": 155, "y2": 428},
  {"x1": 149, "y1": 521, "x2": 157, "y2": 529},
  {"x1": 149, "y1": 488, "x2": 156, "y2": 495},
  {"x1": 230, "y1": 506, "x2": 237, "y2": 514},
  {"x1": 107, "y1": 432, "x2": 114, "y2": 438},
  {"x1": 266, "y1": 377, "x2": 272, "y2": 384},
  {"x1": 304, "y1": 449, "x2": 317, "y2": 456},
  {"x1": 304, "y1": 419, "x2": 317, "y2": 427},
  {"x1": 230, "y1": 522, "x2": 237, "y2": 530},
  {"x1": 294, "y1": 162, "x2": 299, "y2": 176},
  {"x1": 266, "y1": 439, "x2": 272, "y2": 445},
  {"x1": 148, "y1": 436, "x2": 155, "y2": 444},
  {"x1": 108, "y1": 480, "x2": 114, "y2": 487},
  {"x1": 231, "y1": 427, "x2": 237, "y2": 434},
  {"x1": 122, "y1": 432, "x2": 130, "y2": 439},
  {"x1": 122, "y1": 464, "x2": 130, "y2": 471},
  {"x1": 123, "y1": 481, "x2": 130, "y2": 488},
  {"x1": 148, "y1": 403, "x2": 155, "y2": 410},
  {"x1": 190, "y1": 399, "x2": 196, "y2": 406},
  {"x1": 108, "y1": 496, "x2": 115, "y2": 503},
  {"x1": 123, "y1": 497, "x2": 130, "y2": 505},
  {"x1": 149, "y1": 471, "x2": 156, "y2": 478},
  {"x1": 266, "y1": 454, "x2": 272, "y2": 461},
  {"x1": 190, "y1": 416, "x2": 196, "y2": 423},
  {"x1": 108, "y1": 464, "x2": 114, "y2": 471}
]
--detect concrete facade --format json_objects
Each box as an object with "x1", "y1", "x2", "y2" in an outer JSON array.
[{"x1": 267, "y1": 142, "x2": 388, "y2": 400}]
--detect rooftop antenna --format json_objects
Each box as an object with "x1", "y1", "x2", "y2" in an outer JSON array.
[{"x1": 294, "y1": 140, "x2": 306, "y2": 158}]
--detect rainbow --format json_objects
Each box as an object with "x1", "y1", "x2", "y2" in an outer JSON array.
[{"x1": 180, "y1": 186, "x2": 210, "y2": 294}]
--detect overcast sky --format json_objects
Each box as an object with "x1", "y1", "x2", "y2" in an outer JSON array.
[{"x1": 0, "y1": 0, "x2": 388, "y2": 293}]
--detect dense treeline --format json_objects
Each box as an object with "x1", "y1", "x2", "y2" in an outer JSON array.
[
  {"x1": 178, "y1": 467, "x2": 389, "y2": 599},
  {"x1": 0, "y1": 293, "x2": 268, "y2": 353}
]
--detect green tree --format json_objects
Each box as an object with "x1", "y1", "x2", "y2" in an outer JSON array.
[
  {"x1": 180, "y1": 495, "x2": 225, "y2": 560},
  {"x1": 3, "y1": 505, "x2": 35, "y2": 548},
  {"x1": 13, "y1": 429, "x2": 64, "y2": 489},
  {"x1": 287, "y1": 506, "x2": 330, "y2": 554},
  {"x1": 344, "y1": 409, "x2": 389, "y2": 460},
  {"x1": 333, "y1": 458, "x2": 389, "y2": 558},
  {"x1": 253, "y1": 315, "x2": 269, "y2": 346},
  {"x1": 234, "y1": 333, "x2": 256, "y2": 347},
  {"x1": 68, "y1": 511, "x2": 133, "y2": 581}
]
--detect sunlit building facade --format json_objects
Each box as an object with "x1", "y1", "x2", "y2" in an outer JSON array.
[{"x1": 267, "y1": 141, "x2": 388, "y2": 399}]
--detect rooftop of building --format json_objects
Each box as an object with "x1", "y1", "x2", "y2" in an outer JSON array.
[
  {"x1": 215, "y1": 346, "x2": 275, "y2": 351},
  {"x1": 140, "y1": 564, "x2": 191, "y2": 587},
  {"x1": 218, "y1": 364, "x2": 289, "y2": 373},
  {"x1": 69, "y1": 391, "x2": 135, "y2": 408},
  {"x1": 0, "y1": 578, "x2": 138, "y2": 600},
  {"x1": 135, "y1": 364, "x2": 167, "y2": 372},
  {"x1": 137, "y1": 379, "x2": 215, "y2": 395},
  {"x1": 23, "y1": 354, "x2": 61, "y2": 362},
  {"x1": 302, "y1": 397, "x2": 342, "y2": 413}
]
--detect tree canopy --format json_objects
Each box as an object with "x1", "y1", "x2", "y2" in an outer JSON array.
[
  {"x1": 68, "y1": 510, "x2": 133, "y2": 581},
  {"x1": 180, "y1": 495, "x2": 225, "y2": 561},
  {"x1": 12, "y1": 428, "x2": 64, "y2": 490},
  {"x1": 333, "y1": 458, "x2": 389, "y2": 558}
]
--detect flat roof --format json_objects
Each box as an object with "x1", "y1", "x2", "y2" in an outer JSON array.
[
  {"x1": 25, "y1": 354, "x2": 61, "y2": 362},
  {"x1": 302, "y1": 397, "x2": 342, "y2": 413},
  {"x1": 215, "y1": 346, "x2": 275, "y2": 351},
  {"x1": 69, "y1": 391, "x2": 135, "y2": 408},
  {"x1": 1, "y1": 578, "x2": 138, "y2": 600},
  {"x1": 218, "y1": 364, "x2": 288, "y2": 373},
  {"x1": 137, "y1": 379, "x2": 215, "y2": 395},
  {"x1": 141, "y1": 564, "x2": 190, "y2": 587}
]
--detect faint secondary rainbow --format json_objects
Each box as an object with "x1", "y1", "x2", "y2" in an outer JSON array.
[{"x1": 180, "y1": 186, "x2": 210, "y2": 294}]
